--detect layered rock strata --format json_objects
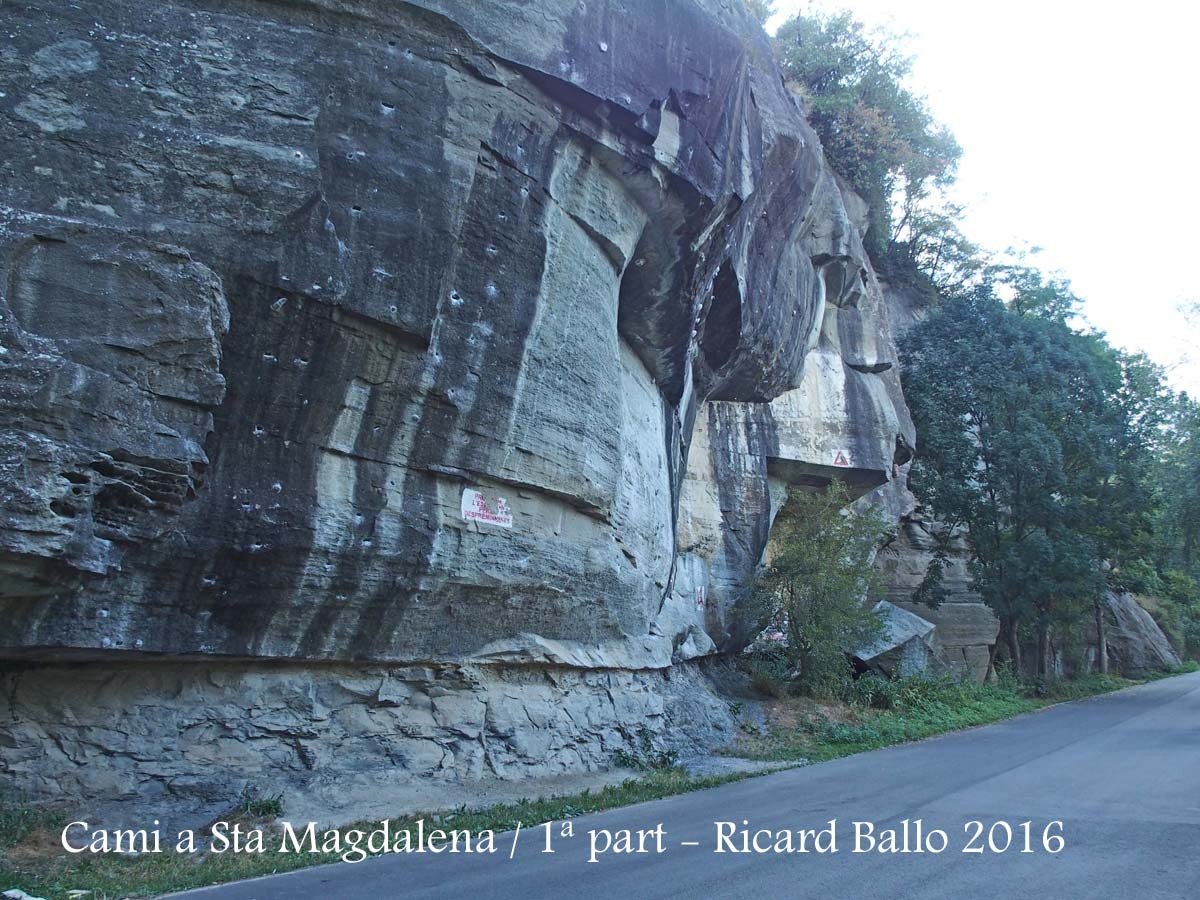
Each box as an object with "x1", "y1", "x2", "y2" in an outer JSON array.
[{"x1": 0, "y1": 0, "x2": 913, "y2": 817}]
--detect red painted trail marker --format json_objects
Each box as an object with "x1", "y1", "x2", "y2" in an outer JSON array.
[{"x1": 833, "y1": 450, "x2": 850, "y2": 467}]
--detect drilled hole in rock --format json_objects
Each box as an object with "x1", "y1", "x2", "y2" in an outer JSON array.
[{"x1": 699, "y1": 262, "x2": 742, "y2": 371}]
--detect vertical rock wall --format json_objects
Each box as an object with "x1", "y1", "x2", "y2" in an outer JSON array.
[{"x1": 0, "y1": 0, "x2": 915, "y2": 818}]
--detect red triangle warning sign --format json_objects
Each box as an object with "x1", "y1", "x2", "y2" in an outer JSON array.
[{"x1": 833, "y1": 450, "x2": 850, "y2": 467}]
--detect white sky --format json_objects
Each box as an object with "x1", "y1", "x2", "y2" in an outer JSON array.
[{"x1": 769, "y1": 1, "x2": 1200, "y2": 395}]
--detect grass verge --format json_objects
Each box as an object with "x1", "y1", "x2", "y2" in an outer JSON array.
[
  {"x1": 724, "y1": 671, "x2": 1141, "y2": 763},
  {"x1": 0, "y1": 767, "x2": 755, "y2": 900}
]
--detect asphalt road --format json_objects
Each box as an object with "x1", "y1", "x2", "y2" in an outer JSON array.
[{"x1": 171, "y1": 672, "x2": 1200, "y2": 900}]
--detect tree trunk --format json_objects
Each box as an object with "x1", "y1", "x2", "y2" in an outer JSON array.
[
  {"x1": 985, "y1": 640, "x2": 999, "y2": 683},
  {"x1": 1094, "y1": 598, "x2": 1109, "y2": 675},
  {"x1": 1037, "y1": 621, "x2": 1051, "y2": 679},
  {"x1": 1006, "y1": 620, "x2": 1022, "y2": 674}
]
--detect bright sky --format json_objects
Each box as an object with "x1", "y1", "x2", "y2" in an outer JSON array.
[{"x1": 769, "y1": 1, "x2": 1200, "y2": 395}]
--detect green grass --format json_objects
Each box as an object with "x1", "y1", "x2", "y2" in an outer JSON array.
[
  {"x1": 727, "y1": 671, "x2": 1137, "y2": 763},
  {"x1": 234, "y1": 789, "x2": 285, "y2": 820},
  {"x1": 0, "y1": 768, "x2": 756, "y2": 900},
  {"x1": 1143, "y1": 658, "x2": 1200, "y2": 680}
]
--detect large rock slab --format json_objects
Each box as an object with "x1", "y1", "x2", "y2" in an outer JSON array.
[{"x1": 1102, "y1": 591, "x2": 1181, "y2": 676}]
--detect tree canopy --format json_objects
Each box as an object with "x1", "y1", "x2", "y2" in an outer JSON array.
[
  {"x1": 902, "y1": 267, "x2": 1195, "y2": 673},
  {"x1": 773, "y1": 11, "x2": 960, "y2": 260}
]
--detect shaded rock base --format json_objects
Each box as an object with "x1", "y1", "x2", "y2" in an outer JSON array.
[{"x1": 0, "y1": 660, "x2": 736, "y2": 828}]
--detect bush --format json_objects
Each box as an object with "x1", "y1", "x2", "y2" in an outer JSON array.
[
  {"x1": 740, "y1": 646, "x2": 791, "y2": 697},
  {"x1": 740, "y1": 483, "x2": 887, "y2": 697}
]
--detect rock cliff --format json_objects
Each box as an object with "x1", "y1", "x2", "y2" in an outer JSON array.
[
  {"x1": 0, "y1": 0, "x2": 913, "y2": 820},
  {"x1": 873, "y1": 510, "x2": 1000, "y2": 681}
]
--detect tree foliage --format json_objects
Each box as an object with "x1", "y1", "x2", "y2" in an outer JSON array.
[
  {"x1": 902, "y1": 264, "x2": 1200, "y2": 670},
  {"x1": 773, "y1": 11, "x2": 960, "y2": 259},
  {"x1": 902, "y1": 277, "x2": 1130, "y2": 673},
  {"x1": 1155, "y1": 395, "x2": 1200, "y2": 574},
  {"x1": 744, "y1": 483, "x2": 887, "y2": 695}
]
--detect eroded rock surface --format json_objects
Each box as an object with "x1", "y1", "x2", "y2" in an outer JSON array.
[
  {"x1": 867, "y1": 280, "x2": 998, "y2": 681},
  {"x1": 1, "y1": 0, "x2": 913, "y2": 816},
  {"x1": 1101, "y1": 592, "x2": 1181, "y2": 676},
  {"x1": 0, "y1": 660, "x2": 735, "y2": 826},
  {"x1": 874, "y1": 511, "x2": 1000, "y2": 681}
]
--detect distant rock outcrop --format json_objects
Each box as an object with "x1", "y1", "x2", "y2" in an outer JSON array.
[
  {"x1": 0, "y1": 0, "x2": 913, "y2": 820},
  {"x1": 873, "y1": 510, "x2": 1000, "y2": 681},
  {"x1": 1101, "y1": 592, "x2": 1181, "y2": 676}
]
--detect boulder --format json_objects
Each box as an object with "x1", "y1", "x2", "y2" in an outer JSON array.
[{"x1": 854, "y1": 601, "x2": 939, "y2": 678}]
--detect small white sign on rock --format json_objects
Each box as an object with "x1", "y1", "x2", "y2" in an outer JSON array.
[{"x1": 461, "y1": 488, "x2": 513, "y2": 528}]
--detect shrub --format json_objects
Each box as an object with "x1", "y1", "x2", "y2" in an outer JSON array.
[
  {"x1": 740, "y1": 483, "x2": 887, "y2": 697},
  {"x1": 613, "y1": 728, "x2": 678, "y2": 771}
]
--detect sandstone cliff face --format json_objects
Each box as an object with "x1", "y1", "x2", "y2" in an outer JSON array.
[
  {"x1": 0, "y1": 0, "x2": 913, "y2": 817},
  {"x1": 873, "y1": 512, "x2": 1000, "y2": 681}
]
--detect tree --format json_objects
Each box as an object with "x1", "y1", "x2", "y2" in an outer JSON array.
[
  {"x1": 1156, "y1": 394, "x2": 1200, "y2": 575},
  {"x1": 744, "y1": 482, "x2": 887, "y2": 695},
  {"x1": 890, "y1": 199, "x2": 984, "y2": 301},
  {"x1": 743, "y1": 0, "x2": 775, "y2": 27},
  {"x1": 901, "y1": 284, "x2": 1122, "y2": 677},
  {"x1": 1077, "y1": 346, "x2": 1172, "y2": 671},
  {"x1": 773, "y1": 11, "x2": 960, "y2": 260}
]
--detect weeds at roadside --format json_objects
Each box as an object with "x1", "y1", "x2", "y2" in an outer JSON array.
[
  {"x1": 612, "y1": 727, "x2": 680, "y2": 771},
  {"x1": 724, "y1": 668, "x2": 1140, "y2": 764},
  {"x1": 234, "y1": 788, "x2": 285, "y2": 820},
  {"x1": 0, "y1": 768, "x2": 751, "y2": 900}
]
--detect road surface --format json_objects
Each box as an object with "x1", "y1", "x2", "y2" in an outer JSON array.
[{"x1": 171, "y1": 672, "x2": 1200, "y2": 899}]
